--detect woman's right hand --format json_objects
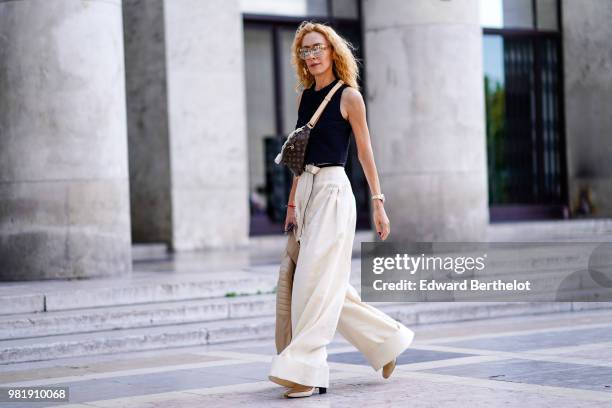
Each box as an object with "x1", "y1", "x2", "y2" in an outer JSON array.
[{"x1": 284, "y1": 207, "x2": 297, "y2": 232}]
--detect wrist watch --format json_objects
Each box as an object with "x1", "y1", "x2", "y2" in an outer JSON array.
[{"x1": 371, "y1": 193, "x2": 385, "y2": 204}]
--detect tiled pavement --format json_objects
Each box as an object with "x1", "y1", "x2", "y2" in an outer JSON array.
[{"x1": 1, "y1": 308, "x2": 612, "y2": 407}]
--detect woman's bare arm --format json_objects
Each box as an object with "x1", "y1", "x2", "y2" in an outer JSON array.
[
  {"x1": 288, "y1": 175, "x2": 299, "y2": 205},
  {"x1": 342, "y1": 87, "x2": 390, "y2": 240}
]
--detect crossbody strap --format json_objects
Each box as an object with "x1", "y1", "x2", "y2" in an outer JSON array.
[{"x1": 306, "y1": 79, "x2": 345, "y2": 129}]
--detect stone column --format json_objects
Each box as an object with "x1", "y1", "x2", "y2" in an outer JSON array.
[
  {"x1": 163, "y1": 0, "x2": 249, "y2": 250},
  {"x1": 0, "y1": 0, "x2": 132, "y2": 280},
  {"x1": 362, "y1": 0, "x2": 489, "y2": 241},
  {"x1": 562, "y1": 0, "x2": 612, "y2": 217}
]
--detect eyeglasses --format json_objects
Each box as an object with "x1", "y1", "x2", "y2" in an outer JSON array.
[{"x1": 298, "y1": 44, "x2": 329, "y2": 60}]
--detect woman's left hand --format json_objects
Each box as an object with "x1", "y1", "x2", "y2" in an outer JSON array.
[{"x1": 373, "y1": 204, "x2": 390, "y2": 240}]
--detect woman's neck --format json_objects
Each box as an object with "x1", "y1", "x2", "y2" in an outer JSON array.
[{"x1": 313, "y1": 73, "x2": 336, "y2": 91}]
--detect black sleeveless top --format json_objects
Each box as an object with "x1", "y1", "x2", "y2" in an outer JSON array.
[{"x1": 295, "y1": 78, "x2": 352, "y2": 166}]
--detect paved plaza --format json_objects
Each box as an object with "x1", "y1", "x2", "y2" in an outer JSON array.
[{"x1": 1, "y1": 306, "x2": 611, "y2": 407}]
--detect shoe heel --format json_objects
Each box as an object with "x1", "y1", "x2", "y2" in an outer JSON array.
[{"x1": 318, "y1": 386, "x2": 327, "y2": 394}]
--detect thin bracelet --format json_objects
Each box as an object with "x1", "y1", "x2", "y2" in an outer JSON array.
[{"x1": 287, "y1": 203, "x2": 296, "y2": 208}]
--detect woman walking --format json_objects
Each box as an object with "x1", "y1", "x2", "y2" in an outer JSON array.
[{"x1": 268, "y1": 21, "x2": 415, "y2": 398}]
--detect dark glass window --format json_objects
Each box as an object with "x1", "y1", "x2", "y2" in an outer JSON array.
[{"x1": 482, "y1": 0, "x2": 568, "y2": 221}]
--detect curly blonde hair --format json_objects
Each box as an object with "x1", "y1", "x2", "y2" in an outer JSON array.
[{"x1": 291, "y1": 21, "x2": 361, "y2": 93}]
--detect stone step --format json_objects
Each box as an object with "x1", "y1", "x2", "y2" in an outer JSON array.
[
  {"x1": 0, "y1": 315, "x2": 276, "y2": 364},
  {"x1": 0, "y1": 294, "x2": 278, "y2": 340},
  {"x1": 2, "y1": 300, "x2": 611, "y2": 364},
  {"x1": 0, "y1": 272, "x2": 279, "y2": 316}
]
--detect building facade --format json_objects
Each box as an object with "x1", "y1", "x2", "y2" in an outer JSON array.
[{"x1": 1, "y1": 0, "x2": 611, "y2": 280}]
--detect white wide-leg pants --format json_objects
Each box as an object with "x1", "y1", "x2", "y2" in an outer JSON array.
[{"x1": 268, "y1": 164, "x2": 415, "y2": 388}]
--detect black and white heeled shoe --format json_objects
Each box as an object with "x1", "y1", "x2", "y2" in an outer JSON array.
[{"x1": 283, "y1": 385, "x2": 327, "y2": 398}]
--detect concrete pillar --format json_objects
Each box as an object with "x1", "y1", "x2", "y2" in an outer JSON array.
[
  {"x1": 123, "y1": 0, "x2": 173, "y2": 244},
  {"x1": 0, "y1": 0, "x2": 132, "y2": 280},
  {"x1": 163, "y1": 0, "x2": 249, "y2": 250},
  {"x1": 562, "y1": 0, "x2": 612, "y2": 217},
  {"x1": 362, "y1": 0, "x2": 489, "y2": 241}
]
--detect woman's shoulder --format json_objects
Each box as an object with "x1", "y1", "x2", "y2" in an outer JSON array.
[
  {"x1": 340, "y1": 85, "x2": 363, "y2": 104},
  {"x1": 339, "y1": 85, "x2": 364, "y2": 121}
]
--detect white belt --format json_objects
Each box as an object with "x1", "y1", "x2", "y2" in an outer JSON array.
[{"x1": 303, "y1": 163, "x2": 322, "y2": 175}]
